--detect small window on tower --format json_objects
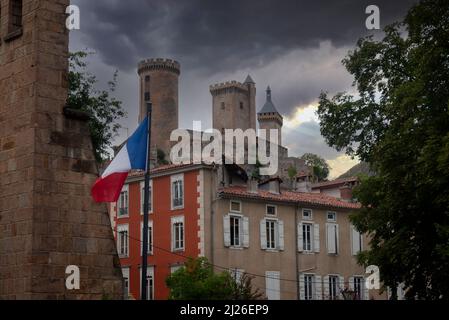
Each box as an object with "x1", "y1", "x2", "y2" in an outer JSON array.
[
  {"x1": 144, "y1": 92, "x2": 151, "y2": 101},
  {"x1": 145, "y1": 75, "x2": 150, "y2": 82},
  {"x1": 240, "y1": 102, "x2": 244, "y2": 109},
  {"x1": 221, "y1": 102, "x2": 225, "y2": 110},
  {"x1": 6, "y1": 0, "x2": 23, "y2": 41}
]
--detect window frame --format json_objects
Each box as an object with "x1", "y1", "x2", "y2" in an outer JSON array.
[
  {"x1": 171, "y1": 216, "x2": 185, "y2": 251},
  {"x1": 139, "y1": 266, "x2": 154, "y2": 300},
  {"x1": 229, "y1": 200, "x2": 242, "y2": 213},
  {"x1": 265, "y1": 219, "x2": 278, "y2": 250},
  {"x1": 266, "y1": 204, "x2": 277, "y2": 216},
  {"x1": 302, "y1": 208, "x2": 313, "y2": 220},
  {"x1": 302, "y1": 222, "x2": 313, "y2": 252},
  {"x1": 117, "y1": 185, "x2": 129, "y2": 217},
  {"x1": 327, "y1": 211, "x2": 337, "y2": 222},
  {"x1": 229, "y1": 214, "x2": 243, "y2": 247},
  {"x1": 328, "y1": 275, "x2": 339, "y2": 300},
  {"x1": 140, "y1": 221, "x2": 153, "y2": 256},
  {"x1": 304, "y1": 274, "x2": 315, "y2": 301},
  {"x1": 117, "y1": 224, "x2": 129, "y2": 257},
  {"x1": 171, "y1": 174, "x2": 184, "y2": 210}
]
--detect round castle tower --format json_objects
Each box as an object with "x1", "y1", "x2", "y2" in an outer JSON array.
[{"x1": 137, "y1": 58, "x2": 180, "y2": 161}]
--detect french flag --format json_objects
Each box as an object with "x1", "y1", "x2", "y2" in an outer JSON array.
[{"x1": 92, "y1": 117, "x2": 149, "y2": 202}]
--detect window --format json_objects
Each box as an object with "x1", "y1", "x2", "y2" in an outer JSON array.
[
  {"x1": 327, "y1": 211, "x2": 336, "y2": 222},
  {"x1": 260, "y1": 218, "x2": 284, "y2": 251},
  {"x1": 8, "y1": 0, "x2": 23, "y2": 36},
  {"x1": 298, "y1": 222, "x2": 320, "y2": 253},
  {"x1": 353, "y1": 276, "x2": 364, "y2": 300},
  {"x1": 145, "y1": 75, "x2": 150, "y2": 82},
  {"x1": 221, "y1": 102, "x2": 225, "y2": 110},
  {"x1": 302, "y1": 209, "x2": 312, "y2": 220},
  {"x1": 351, "y1": 224, "x2": 363, "y2": 255},
  {"x1": 302, "y1": 223, "x2": 312, "y2": 251},
  {"x1": 117, "y1": 225, "x2": 129, "y2": 257},
  {"x1": 144, "y1": 91, "x2": 151, "y2": 101},
  {"x1": 140, "y1": 267, "x2": 154, "y2": 300},
  {"x1": 266, "y1": 205, "x2": 276, "y2": 216},
  {"x1": 266, "y1": 220, "x2": 276, "y2": 249},
  {"x1": 140, "y1": 221, "x2": 153, "y2": 255},
  {"x1": 240, "y1": 102, "x2": 244, "y2": 109},
  {"x1": 171, "y1": 265, "x2": 182, "y2": 274},
  {"x1": 304, "y1": 274, "x2": 314, "y2": 300},
  {"x1": 230, "y1": 268, "x2": 245, "y2": 284},
  {"x1": 230, "y1": 200, "x2": 241, "y2": 213},
  {"x1": 230, "y1": 216, "x2": 241, "y2": 247},
  {"x1": 122, "y1": 268, "x2": 130, "y2": 299},
  {"x1": 326, "y1": 223, "x2": 339, "y2": 254},
  {"x1": 117, "y1": 185, "x2": 128, "y2": 217},
  {"x1": 224, "y1": 214, "x2": 249, "y2": 248},
  {"x1": 328, "y1": 276, "x2": 339, "y2": 300},
  {"x1": 140, "y1": 180, "x2": 152, "y2": 214},
  {"x1": 265, "y1": 271, "x2": 280, "y2": 300},
  {"x1": 171, "y1": 174, "x2": 184, "y2": 209},
  {"x1": 171, "y1": 216, "x2": 184, "y2": 251}
]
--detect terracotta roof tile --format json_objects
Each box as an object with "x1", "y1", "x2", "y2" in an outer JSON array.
[
  {"x1": 220, "y1": 186, "x2": 360, "y2": 210},
  {"x1": 311, "y1": 177, "x2": 358, "y2": 189}
]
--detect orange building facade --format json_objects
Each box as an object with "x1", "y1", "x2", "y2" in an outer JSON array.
[{"x1": 110, "y1": 164, "x2": 209, "y2": 300}]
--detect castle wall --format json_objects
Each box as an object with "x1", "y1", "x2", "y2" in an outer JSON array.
[{"x1": 0, "y1": 0, "x2": 123, "y2": 299}]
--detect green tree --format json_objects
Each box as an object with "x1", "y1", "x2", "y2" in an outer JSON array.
[
  {"x1": 287, "y1": 166, "x2": 297, "y2": 180},
  {"x1": 67, "y1": 51, "x2": 126, "y2": 162},
  {"x1": 166, "y1": 258, "x2": 263, "y2": 300},
  {"x1": 300, "y1": 153, "x2": 330, "y2": 182},
  {"x1": 317, "y1": 0, "x2": 449, "y2": 300}
]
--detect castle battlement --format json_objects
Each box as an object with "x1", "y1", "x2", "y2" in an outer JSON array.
[
  {"x1": 138, "y1": 58, "x2": 181, "y2": 75},
  {"x1": 209, "y1": 80, "x2": 249, "y2": 95}
]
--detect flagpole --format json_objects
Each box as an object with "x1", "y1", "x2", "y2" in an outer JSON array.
[{"x1": 141, "y1": 101, "x2": 152, "y2": 300}]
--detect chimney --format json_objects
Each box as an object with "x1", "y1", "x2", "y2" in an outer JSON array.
[
  {"x1": 268, "y1": 179, "x2": 280, "y2": 194},
  {"x1": 339, "y1": 184, "x2": 353, "y2": 201},
  {"x1": 247, "y1": 178, "x2": 258, "y2": 194}
]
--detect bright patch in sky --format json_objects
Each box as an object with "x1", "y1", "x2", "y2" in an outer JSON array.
[
  {"x1": 327, "y1": 155, "x2": 360, "y2": 179},
  {"x1": 284, "y1": 104, "x2": 319, "y2": 128}
]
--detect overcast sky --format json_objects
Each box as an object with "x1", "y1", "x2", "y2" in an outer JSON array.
[{"x1": 69, "y1": 0, "x2": 416, "y2": 178}]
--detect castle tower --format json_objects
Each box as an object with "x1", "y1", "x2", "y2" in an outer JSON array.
[
  {"x1": 137, "y1": 58, "x2": 180, "y2": 160},
  {"x1": 0, "y1": 0, "x2": 123, "y2": 299},
  {"x1": 210, "y1": 75, "x2": 256, "y2": 133},
  {"x1": 258, "y1": 86, "x2": 283, "y2": 145}
]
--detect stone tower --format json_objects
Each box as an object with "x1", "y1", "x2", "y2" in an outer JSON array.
[
  {"x1": 137, "y1": 58, "x2": 180, "y2": 160},
  {"x1": 0, "y1": 0, "x2": 123, "y2": 299},
  {"x1": 258, "y1": 86, "x2": 283, "y2": 145},
  {"x1": 210, "y1": 75, "x2": 256, "y2": 133}
]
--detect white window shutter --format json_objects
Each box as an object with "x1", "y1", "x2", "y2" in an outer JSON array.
[
  {"x1": 260, "y1": 219, "x2": 267, "y2": 249},
  {"x1": 299, "y1": 273, "x2": 305, "y2": 300},
  {"x1": 315, "y1": 275, "x2": 322, "y2": 300},
  {"x1": 278, "y1": 220, "x2": 284, "y2": 251},
  {"x1": 323, "y1": 275, "x2": 329, "y2": 300},
  {"x1": 349, "y1": 276, "x2": 354, "y2": 291},
  {"x1": 335, "y1": 224, "x2": 340, "y2": 254},
  {"x1": 326, "y1": 223, "x2": 336, "y2": 254},
  {"x1": 351, "y1": 225, "x2": 361, "y2": 255},
  {"x1": 298, "y1": 222, "x2": 303, "y2": 252},
  {"x1": 338, "y1": 275, "x2": 345, "y2": 299},
  {"x1": 313, "y1": 223, "x2": 320, "y2": 253},
  {"x1": 223, "y1": 215, "x2": 230, "y2": 247},
  {"x1": 242, "y1": 216, "x2": 249, "y2": 248},
  {"x1": 364, "y1": 278, "x2": 369, "y2": 300}
]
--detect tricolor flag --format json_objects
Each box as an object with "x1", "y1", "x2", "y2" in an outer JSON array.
[{"x1": 92, "y1": 117, "x2": 149, "y2": 202}]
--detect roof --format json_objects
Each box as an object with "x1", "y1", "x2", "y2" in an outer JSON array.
[
  {"x1": 220, "y1": 186, "x2": 360, "y2": 210},
  {"x1": 258, "y1": 86, "x2": 280, "y2": 114},
  {"x1": 244, "y1": 74, "x2": 255, "y2": 84},
  {"x1": 311, "y1": 177, "x2": 358, "y2": 189},
  {"x1": 127, "y1": 163, "x2": 211, "y2": 179}
]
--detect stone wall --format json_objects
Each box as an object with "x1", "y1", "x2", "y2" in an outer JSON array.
[{"x1": 0, "y1": 0, "x2": 123, "y2": 299}]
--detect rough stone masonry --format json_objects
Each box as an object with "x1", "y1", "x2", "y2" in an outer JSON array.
[{"x1": 0, "y1": 0, "x2": 123, "y2": 299}]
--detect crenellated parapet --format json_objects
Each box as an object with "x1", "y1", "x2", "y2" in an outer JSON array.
[
  {"x1": 209, "y1": 80, "x2": 250, "y2": 96},
  {"x1": 138, "y1": 58, "x2": 181, "y2": 75}
]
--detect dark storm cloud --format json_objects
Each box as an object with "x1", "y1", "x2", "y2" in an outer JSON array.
[{"x1": 73, "y1": 0, "x2": 416, "y2": 73}]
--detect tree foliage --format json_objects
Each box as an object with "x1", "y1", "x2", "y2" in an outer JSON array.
[
  {"x1": 317, "y1": 0, "x2": 449, "y2": 299},
  {"x1": 300, "y1": 153, "x2": 330, "y2": 181},
  {"x1": 67, "y1": 51, "x2": 126, "y2": 162},
  {"x1": 166, "y1": 257, "x2": 263, "y2": 300}
]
